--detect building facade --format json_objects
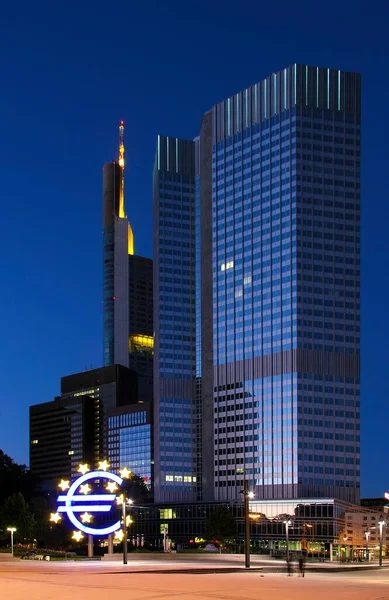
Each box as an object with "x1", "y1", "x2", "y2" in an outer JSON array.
[
  {"x1": 116, "y1": 497, "x2": 358, "y2": 559},
  {"x1": 107, "y1": 402, "x2": 152, "y2": 486},
  {"x1": 30, "y1": 365, "x2": 138, "y2": 487},
  {"x1": 103, "y1": 123, "x2": 154, "y2": 405},
  {"x1": 102, "y1": 159, "x2": 131, "y2": 367},
  {"x1": 128, "y1": 255, "x2": 154, "y2": 402},
  {"x1": 341, "y1": 506, "x2": 389, "y2": 560},
  {"x1": 153, "y1": 136, "x2": 198, "y2": 502},
  {"x1": 198, "y1": 64, "x2": 361, "y2": 503},
  {"x1": 30, "y1": 395, "x2": 96, "y2": 487}
]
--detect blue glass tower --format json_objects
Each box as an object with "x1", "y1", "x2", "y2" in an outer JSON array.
[
  {"x1": 200, "y1": 65, "x2": 361, "y2": 503},
  {"x1": 153, "y1": 136, "x2": 197, "y2": 502}
]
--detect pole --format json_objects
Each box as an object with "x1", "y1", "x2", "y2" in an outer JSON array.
[
  {"x1": 88, "y1": 535, "x2": 93, "y2": 558},
  {"x1": 365, "y1": 532, "x2": 369, "y2": 561},
  {"x1": 163, "y1": 527, "x2": 167, "y2": 552},
  {"x1": 10, "y1": 530, "x2": 14, "y2": 557},
  {"x1": 285, "y1": 522, "x2": 290, "y2": 563},
  {"x1": 122, "y1": 498, "x2": 127, "y2": 565},
  {"x1": 379, "y1": 522, "x2": 384, "y2": 567},
  {"x1": 244, "y1": 479, "x2": 250, "y2": 569}
]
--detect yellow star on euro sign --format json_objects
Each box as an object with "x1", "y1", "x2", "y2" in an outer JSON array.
[
  {"x1": 72, "y1": 530, "x2": 84, "y2": 542},
  {"x1": 50, "y1": 512, "x2": 62, "y2": 524},
  {"x1": 79, "y1": 483, "x2": 91, "y2": 495},
  {"x1": 106, "y1": 481, "x2": 118, "y2": 493},
  {"x1": 98, "y1": 460, "x2": 110, "y2": 471},
  {"x1": 126, "y1": 515, "x2": 133, "y2": 526},
  {"x1": 58, "y1": 479, "x2": 70, "y2": 491},
  {"x1": 80, "y1": 512, "x2": 92, "y2": 524},
  {"x1": 116, "y1": 494, "x2": 124, "y2": 505},
  {"x1": 78, "y1": 463, "x2": 90, "y2": 475},
  {"x1": 114, "y1": 529, "x2": 124, "y2": 541},
  {"x1": 119, "y1": 467, "x2": 132, "y2": 479}
]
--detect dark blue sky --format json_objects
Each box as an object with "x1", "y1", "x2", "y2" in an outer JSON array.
[{"x1": 1, "y1": 0, "x2": 388, "y2": 497}]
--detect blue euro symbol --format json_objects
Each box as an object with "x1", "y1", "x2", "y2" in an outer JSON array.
[{"x1": 57, "y1": 470, "x2": 123, "y2": 536}]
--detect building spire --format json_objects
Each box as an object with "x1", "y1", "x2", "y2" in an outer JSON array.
[
  {"x1": 118, "y1": 120, "x2": 134, "y2": 254},
  {"x1": 118, "y1": 120, "x2": 125, "y2": 218}
]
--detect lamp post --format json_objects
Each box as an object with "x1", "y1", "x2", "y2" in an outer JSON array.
[
  {"x1": 364, "y1": 530, "x2": 370, "y2": 561},
  {"x1": 303, "y1": 523, "x2": 313, "y2": 555},
  {"x1": 241, "y1": 480, "x2": 254, "y2": 569},
  {"x1": 119, "y1": 495, "x2": 133, "y2": 565},
  {"x1": 378, "y1": 519, "x2": 386, "y2": 567},
  {"x1": 7, "y1": 528, "x2": 16, "y2": 557},
  {"x1": 284, "y1": 520, "x2": 292, "y2": 562}
]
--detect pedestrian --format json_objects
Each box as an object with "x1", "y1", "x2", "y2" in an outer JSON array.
[
  {"x1": 298, "y1": 555, "x2": 306, "y2": 577},
  {"x1": 287, "y1": 556, "x2": 293, "y2": 576}
]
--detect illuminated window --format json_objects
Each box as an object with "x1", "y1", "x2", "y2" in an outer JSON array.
[
  {"x1": 244, "y1": 276, "x2": 252, "y2": 285},
  {"x1": 68, "y1": 450, "x2": 75, "y2": 455},
  {"x1": 74, "y1": 389, "x2": 97, "y2": 398},
  {"x1": 31, "y1": 439, "x2": 39, "y2": 445},
  {"x1": 159, "y1": 509, "x2": 176, "y2": 519},
  {"x1": 165, "y1": 475, "x2": 174, "y2": 481},
  {"x1": 129, "y1": 334, "x2": 154, "y2": 353},
  {"x1": 220, "y1": 261, "x2": 234, "y2": 272}
]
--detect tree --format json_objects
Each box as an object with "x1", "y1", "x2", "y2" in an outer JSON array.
[
  {"x1": 205, "y1": 506, "x2": 236, "y2": 548},
  {"x1": 0, "y1": 493, "x2": 36, "y2": 543},
  {"x1": 0, "y1": 450, "x2": 38, "y2": 505},
  {"x1": 122, "y1": 474, "x2": 151, "y2": 504}
]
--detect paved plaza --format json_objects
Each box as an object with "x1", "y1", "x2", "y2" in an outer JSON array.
[{"x1": 0, "y1": 558, "x2": 389, "y2": 600}]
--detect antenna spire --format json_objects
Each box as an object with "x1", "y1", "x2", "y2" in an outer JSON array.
[{"x1": 118, "y1": 120, "x2": 125, "y2": 218}]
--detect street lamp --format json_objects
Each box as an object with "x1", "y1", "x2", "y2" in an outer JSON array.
[
  {"x1": 378, "y1": 519, "x2": 386, "y2": 567},
  {"x1": 284, "y1": 520, "x2": 292, "y2": 563},
  {"x1": 7, "y1": 527, "x2": 16, "y2": 557},
  {"x1": 364, "y1": 530, "x2": 370, "y2": 561},
  {"x1": 117, "y1": 495, "x2": 133, "y2": 565},
  {"x1": 240, "y1": 480, "x2": 254, "y2": 569}
]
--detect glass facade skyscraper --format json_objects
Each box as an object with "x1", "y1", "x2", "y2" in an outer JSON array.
[
  {"x1": 154, "y1": 64, "x2": 361, "y2": 505},
  {"x1": 153, "y1": 136, "x2": 198, "y2": 502},
  {"x1": 200, "y1": 65, "x2": 361, "y2": 503},
  {"x1": 107, "y1": 403, "x2": 152, "y2": 486},
  {"x1": 128, "y1": 255, "x2": 154, "y2": 402}
]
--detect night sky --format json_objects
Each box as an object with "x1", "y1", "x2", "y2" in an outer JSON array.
[{"x1": 1, "y1": 0, "x2": 388, "y2": 497}]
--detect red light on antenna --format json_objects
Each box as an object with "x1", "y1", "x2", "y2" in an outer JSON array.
[{"x1": 113, "y1": 296, "x2": 116, "y2": 300}]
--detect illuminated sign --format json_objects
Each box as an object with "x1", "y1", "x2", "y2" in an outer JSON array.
[{"x1": 56, "y1": 470, "x2": 123, "y2": 536}]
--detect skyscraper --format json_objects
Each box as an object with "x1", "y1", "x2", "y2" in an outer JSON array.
[
  {"x1": 153, "y1": 136, "x2": 198, "y2": 502},
  {"x1": 30, "y1": 365, "x2": 138, "y2": 487},
  {"x1": 128, "y1": 255, "x2": 153, "y2": 402},
  {"x1": 199, "y1": 65, "x2": 361, "y2": 503},
  {"x1": 103, "y1": 122, "x2": 154, "y2": 396},
  {"x1": 102, "y1": 122, "x2": 133, "y2": 367}
]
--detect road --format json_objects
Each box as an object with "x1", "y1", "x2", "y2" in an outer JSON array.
[{"x1": 1, "y1": 560, "x2": 389, "y2": 600}]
